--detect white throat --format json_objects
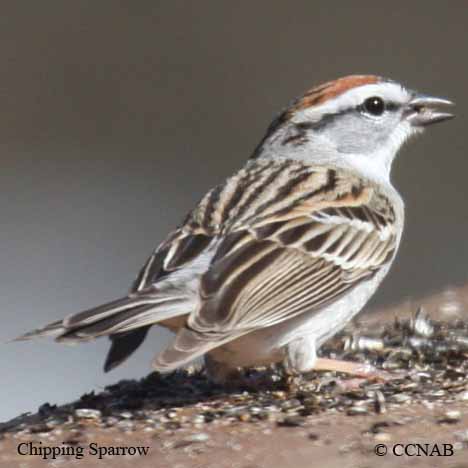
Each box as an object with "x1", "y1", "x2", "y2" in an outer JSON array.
[{"x1": 255, "y1": 115, "x2": 417, "y2": 187}]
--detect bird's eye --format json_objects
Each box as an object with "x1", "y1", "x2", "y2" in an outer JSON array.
[{"x1": 362, "y1": 96, "x2": 385, "y2": 116}]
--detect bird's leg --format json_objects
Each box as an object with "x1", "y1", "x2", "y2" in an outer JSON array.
[
  {"x1": 286, "y1": 337, "x2": 401, "y2": 391},
  {"x1": 313, "y1": 357, "x2": 401, "y2": 389},
  {"x1": 284, "y1": 336, "x2": 318, "y2": 391}
]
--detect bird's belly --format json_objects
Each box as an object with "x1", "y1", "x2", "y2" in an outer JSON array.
[{"x1": 207, "y1": 328, "x2": 286, "y2": 368}]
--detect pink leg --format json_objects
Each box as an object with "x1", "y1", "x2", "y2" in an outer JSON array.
[{"x1": 314, "y1": 358, "x2": 400, "y2": 382}]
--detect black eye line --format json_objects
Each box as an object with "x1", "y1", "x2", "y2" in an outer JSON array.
[
  {"x1": 357, "y1": 100, "x2": 401, "y2": 114},
  {"x1": 280, "y1": 100, "x2": 404, "y2": 146}
]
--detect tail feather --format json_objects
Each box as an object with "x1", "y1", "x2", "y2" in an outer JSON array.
[
  {"x1": 58, "y1": 303, "x2": 154, "y2": 340},
  {"x1": 17, "y1": 294, "x2": 188, "y2": 341},
  {"x1": 104, "y1": 326, "x2": 151, "y2": 372},
  {"x1": 64, "y1": 296, "x2": 162, "y2": 328},
  {"x1": 13, "y1": 320, "x2": 65, "y2": 341},
  {"x1": 15, "y1": 293, "x2": 193, "y2": 369},
  {"x1": 63, "y1": 294, "x2": 181, "y2": 329}
]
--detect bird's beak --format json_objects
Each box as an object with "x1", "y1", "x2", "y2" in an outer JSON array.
[{"x1": 405, "y1": 94, "x2": 455, "y2": 127}]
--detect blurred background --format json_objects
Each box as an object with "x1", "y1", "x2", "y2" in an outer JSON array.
[{"x1": 1, "y1": 2, "x2": 466, "y2": 422}]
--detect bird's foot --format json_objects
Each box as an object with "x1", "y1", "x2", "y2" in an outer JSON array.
[{"x1": 313, "y1": 357, "x2": 404, "y2": 391}]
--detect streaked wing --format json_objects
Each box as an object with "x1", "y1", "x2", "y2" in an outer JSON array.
[
  {"x1": 131, "y1": 230, "x2": 214, "y2": 294},
  {"x1": 154, "y1": 159, "x2": 400, "y2": 369},
  {"x1": 192, "y1": 207, "x2": 396, "y2": 334}
]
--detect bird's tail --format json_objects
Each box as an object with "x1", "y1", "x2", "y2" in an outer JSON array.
[{"x1": 14, "y1": 292, "x2": 193, "y2": 371}]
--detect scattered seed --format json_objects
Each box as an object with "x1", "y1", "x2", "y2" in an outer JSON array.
[
  {"x1": 373, "y1": 390, "x2": 386, "y2": 414},
  {"x1": 238, "y1": 413, "x2": 251, "y2": 422},
  {"x1": 374, "y1": 432, "x2": 392, "y2": 442},
  {"x1": 347, "y1": 406, "x2": 369, "y2": 416},
  {"x1": 438, "y1": 410, "x2": 461, "y2": 424},
  {"x1": 278, "y1": 416, "x2": 306, "y2": 427},
  {"x1": 389, "y1": 393, "x2": 411, "y2": 404},
  {"x1": 173, "y1": 432, "x2": 210, "y2": 448},
  {"x1": 411, "y1": 308, "x2": 434, "y2": 337},
  {"x1": 345, "y1": 336, "x2": 385, "y2": 352},
  {"x1": 454, "y1": 429, "x2": 468, "y2": 442},
  {"x1": 74, "y1": 409, "x2": 102, "y2": 420},
  {"x1": 29, "y1": 424, "x2": 52, "y2": 434}
]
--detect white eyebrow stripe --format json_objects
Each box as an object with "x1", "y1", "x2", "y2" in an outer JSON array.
[{"x1": 295, "y1": 82, "x2": 411, "y2": 121}]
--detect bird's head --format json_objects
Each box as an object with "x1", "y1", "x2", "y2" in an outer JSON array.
[{"x1": 254, "y1": 75, "x2": 454, "y2": 182}]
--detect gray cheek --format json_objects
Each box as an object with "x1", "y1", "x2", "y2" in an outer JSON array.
[{"x1": 323, "y1": 114, "x2": 396, "y2": 155}]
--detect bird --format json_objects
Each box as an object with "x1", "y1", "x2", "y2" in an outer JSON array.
[{"x1": 16, "y1": 75, "x2": 454, "y2": 384}]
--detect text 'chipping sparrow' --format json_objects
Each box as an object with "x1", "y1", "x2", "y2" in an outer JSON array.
[{"x1": 16, "y1": 75, "x2": 454, "y2": 383}]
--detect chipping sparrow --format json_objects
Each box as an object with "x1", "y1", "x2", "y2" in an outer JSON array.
[{"x1": 17, "y1": 75, "x2": 454, "y2": 383}]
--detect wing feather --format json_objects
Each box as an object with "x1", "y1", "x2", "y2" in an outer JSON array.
[{"x1": 152, "y1": 160, "x2": 401, "y2": 371}]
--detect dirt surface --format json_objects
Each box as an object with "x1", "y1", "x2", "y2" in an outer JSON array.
[
  {"x1": 1, "y1": 284, "x2": 468, "y2": 468},
  {"x1": 1, "y1": 402, "x2": 467, "y2": 468}
]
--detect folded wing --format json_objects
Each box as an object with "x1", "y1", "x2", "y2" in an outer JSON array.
[{"x1": 154, "y1": 160, "x2": 399, "y2": 370}]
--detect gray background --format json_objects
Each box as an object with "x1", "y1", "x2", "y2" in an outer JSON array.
[{"x1": 1, "y1": 2, "x2": 467, "y2": 422}]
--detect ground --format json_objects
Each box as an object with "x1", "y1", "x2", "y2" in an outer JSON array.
[{"x1": 1, "y1": 284, "x2": 467, "y2": 468}]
